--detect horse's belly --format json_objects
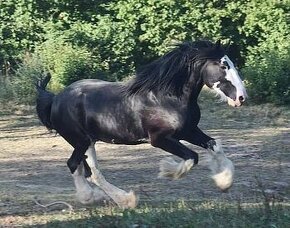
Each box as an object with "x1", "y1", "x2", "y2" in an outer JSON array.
[
  {"x1": 95, "y1": 129, "x2": 148, "y2": 145},
  {"x1": 98, "y1": 136, "x2": 149, "y2": 145},
  {"x1": 87, "y1": 114, "x2": 147, "y2": 145}
]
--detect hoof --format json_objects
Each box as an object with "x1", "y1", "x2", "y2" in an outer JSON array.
[
  {"x1": 211, "y1": 157, "x2": 234, "y2": 192},
  {"x1": 116, "y1": 190, "x2": 138, "y2": 209},
  {"x1": 76, "y1": 186, "x2": 109, "y2": 205},
  {"x1": 207, "y1": 140, "x2": 235, "y2": 192},
  {"x1": 158, "y1": 157, "x2": 194, "y2": 180},
  {"x1": 212, "y1": 168, "x2": 234, "y2": 192}
]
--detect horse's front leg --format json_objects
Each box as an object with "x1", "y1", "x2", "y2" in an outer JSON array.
[
  {"x1": 149, "y1": 132, "x2": 198, "y2": 180},
  {"x1": 183, "y1": 127, "x2": 234, "y2": 192}
]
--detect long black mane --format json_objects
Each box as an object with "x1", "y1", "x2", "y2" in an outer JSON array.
[{"x1": 127, "y1": 40, "x2": 225, "y2": 96}]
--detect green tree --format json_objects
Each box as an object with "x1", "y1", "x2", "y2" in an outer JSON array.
[{"x1": 0, "y1": 0, "x2": 289, "y2": 104}]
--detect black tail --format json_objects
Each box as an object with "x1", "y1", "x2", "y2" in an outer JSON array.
[{"x1": 36, "y1": 73, "x2": 55, "y2": 130}]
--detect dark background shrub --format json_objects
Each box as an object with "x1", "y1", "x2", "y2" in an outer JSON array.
[{"x1": 0, "y1": 0, "x2": 289, "y2": 104}]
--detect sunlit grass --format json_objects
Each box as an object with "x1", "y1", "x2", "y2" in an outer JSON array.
[{"x1": 1, "y1": 200, "x2": 287, "y2": 227}]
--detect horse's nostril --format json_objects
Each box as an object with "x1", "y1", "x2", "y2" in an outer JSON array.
[{"x1": 239, "y1": 96, "x2": 245, "y2": 102}]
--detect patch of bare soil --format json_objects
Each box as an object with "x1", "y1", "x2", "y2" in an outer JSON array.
[{"x1": 0, "y1": 103, "x2": 289, "y2": 222}]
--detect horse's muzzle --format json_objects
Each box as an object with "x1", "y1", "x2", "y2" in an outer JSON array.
[{"x1": 228, "y1": 95, "x2": 245, "y2": 107}]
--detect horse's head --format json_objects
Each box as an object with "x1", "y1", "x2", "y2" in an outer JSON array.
[{"x1": 201, "y1": 41, "x2": 247, "y2": 107}]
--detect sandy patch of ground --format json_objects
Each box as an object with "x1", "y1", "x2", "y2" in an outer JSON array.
[{"x1": 0, "y1": 104, "x2": 289, "y2": 218}]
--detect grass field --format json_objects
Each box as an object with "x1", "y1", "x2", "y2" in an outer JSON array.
[
  {"x1": 0, "y1": 92, "x2": 289, "y2": 227},
  {"x1": 2, "y1": 201, "x2": 290, "y2": 227}
]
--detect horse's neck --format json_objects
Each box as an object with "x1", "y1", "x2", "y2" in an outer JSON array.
[{"x1": 181, "y1": 72, "x2": 203, "y2": 103}]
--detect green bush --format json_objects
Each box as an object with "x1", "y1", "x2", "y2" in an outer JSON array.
[
  {"x1": 35, "y1": 37, "x2": 103, "y2": 90},
  {"x1": 0, "y1": 77, "x2": 14, "y2": 104},
  {"x1": 0, "y1": 0, "x2": 45, "y2": 66},
  {"x1": 11, "y1": 53, "x2": 46, "y2": 104},
  {"x1": 1, "y1": 0, "x2": 289, "y2": 104},
  {"x1": 240, "y1": 0, "x2": 290, "y2": 104},
  {"x1": 243, "y1": 45, "x2": 290, "y2": 104}
]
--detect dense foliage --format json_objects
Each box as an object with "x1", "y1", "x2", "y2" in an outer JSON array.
[{"x1": 0, "y1": 0, "x2": 289, "y2": 104}]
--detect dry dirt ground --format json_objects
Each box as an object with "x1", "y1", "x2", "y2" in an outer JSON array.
[{"x1": 0, "y1": 102, "x2": 289, "y2": 223}]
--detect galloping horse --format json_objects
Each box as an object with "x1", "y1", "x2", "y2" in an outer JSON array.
[{"x1": 36, "y1": 40, "x2": 247, "y2": 208}]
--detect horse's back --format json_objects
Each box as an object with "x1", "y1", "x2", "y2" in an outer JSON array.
[
  {"x1": 50, "y1": 79, "x2": 146, "y2": 143},
  {"x1": 55, "y1": 79, "x2": 124, "y2": 100},
  {"x1": 67, "y1": 79, "x2": 121, "y2": 91}
]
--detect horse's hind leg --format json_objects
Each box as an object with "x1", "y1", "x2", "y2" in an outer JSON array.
[
  {"x1": 72, "y1": 162, "x2": 109, "y2": 204},
  {"x1": 56, "y1": 128, "x2": 109, "y2": 205},
  {"x1": 85, "y1": 144, "x2": 137, "y2": 209}
]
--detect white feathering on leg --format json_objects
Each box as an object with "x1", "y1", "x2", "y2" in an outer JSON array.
[
  {"x1": 72, "y1": 163, "x2": 109, "y2": 205},
  {"x1": 208, "y1": 140, "x2": 234, "y2": 191},
  {"x1": 90, "y1": 167, "x2": 138, "y2": 209},
  {"x1": 158, "y1": 157, "x2": 194, "y2": 180},
  {"x1": 86, "y1": 144, "x2": 137, "y2": 209}
]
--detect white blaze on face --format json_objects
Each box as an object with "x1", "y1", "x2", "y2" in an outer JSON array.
[{"x1": 221, "y1": 55, "x2": 247, "y2": 107}]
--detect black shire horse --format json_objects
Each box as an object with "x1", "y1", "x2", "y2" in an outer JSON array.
[{"x1": 36, "y1": 40, "x2": 247, "y2": 208}]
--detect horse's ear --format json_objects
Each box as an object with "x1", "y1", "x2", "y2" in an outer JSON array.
[{"x1": 215, "y1": 40, "x2": 221, "y2": 49}]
